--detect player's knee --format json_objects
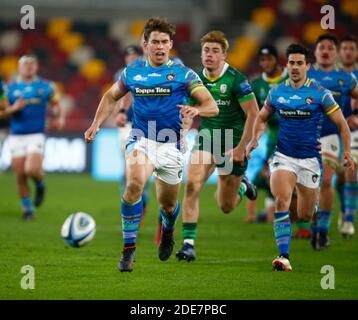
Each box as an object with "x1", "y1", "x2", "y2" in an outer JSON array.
[
  {"x1": 275, "y1": 194, "x2": 290, "y2": 211},
  {"x1": 124, "y1": 180, "x2": 144, "y2": 201},
  {"x1": 219, "y1": 202, "x2": 235, "y2": 214},
  {"x1": 320, "y1": 178, "x2": 332, "y2": 190},
  {"x1": 185, "y1": 180, "x2": 201, "y2": 198},
  {"x1": 159, "y1": 202, "x2": 177, "y2": 214},
  {"x1": 25, "y1": 167, "x2": 39, "y2": 177}
]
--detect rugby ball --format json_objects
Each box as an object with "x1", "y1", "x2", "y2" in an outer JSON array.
[{"x1": 61, "y1": 212, "x2": 96, "y2": 247}]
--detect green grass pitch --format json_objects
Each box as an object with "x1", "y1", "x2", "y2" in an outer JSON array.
[{"x1": 1, "y1": 173, "x2": 357, "y2": 299}]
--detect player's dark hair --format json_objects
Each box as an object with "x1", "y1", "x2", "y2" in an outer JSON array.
[
  {"x1": 143, "y1": 17, "x2": 176, "y2": 41},
  {"x1": 339, "y1": 35, "x2": 358, "y2": 49},
  {"x1": 315, "y1": 33, "x2": 338, "y2": 47},
  {"x1": 286, "y1": 43, "x2": 311, "y2": 62},
  {"x1": 200, "y1": 31, "x2": 229, "y2": 52}
]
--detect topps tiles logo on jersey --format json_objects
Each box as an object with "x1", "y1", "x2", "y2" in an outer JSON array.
[
  {"x1": 134, "y1": 86, "x2": 172, "y2": 96},
  {"x1": 278, "y1": 109, "x2": 312, "y2": 118}
]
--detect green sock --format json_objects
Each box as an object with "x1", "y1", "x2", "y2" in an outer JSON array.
[
  {"x1": 182, "y1": 222, "x2": 197, "y2": 242},
  {"x1": 238, "y1": 183, "x2": 247, "y2": 198},
  {"x1": 297, "y1": 219, "x2": 311, "y2": 230}
]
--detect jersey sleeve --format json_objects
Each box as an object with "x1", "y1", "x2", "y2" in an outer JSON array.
[
  {"x1": 349, "y1": 72, "x2": 358, "y2": 92},
  {"x1": 321, "y1": 88, "x2": 339, "y2": 115},
  {"x1": 263, "y1": 89, "x2": 276, "y2": 114},
  {"x1": 232, "y1": 73, "x2": 256, "y2": 104},
  {"x1": 184, "y1": 69, "x2": 205, "y2": 96},
  {"x1": 116, "y1": 67, "x2": 129, "y2": 95}
]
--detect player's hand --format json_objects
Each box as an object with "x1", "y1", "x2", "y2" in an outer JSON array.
[
  {"x1": 346, "y1": 114, "x2": 358, "y2": 130},
  {"x1": 84, "y1": 123, "x2": 100, "y2": 143},
  {"x1": 115, "y1": 113, "x2": 127, "y2": 127},
  {"x1": 13, "y1": 98, "x2": 26, "y2": 111},
  {"x1": 342, "y1": 151, "x2": 355, "y2": 171},
  {"x1": 47, "y1": 116, "x2": 65, "y2": 131},
  {"x1": 225, "y1": 145, "x2": 246, "y2": 163},
  {"x1": 177, "y1": 105, "x2": 199, "y2": 119},
  {"x1": 246, "y1": 138, "x2": 259, "y2": 160}
]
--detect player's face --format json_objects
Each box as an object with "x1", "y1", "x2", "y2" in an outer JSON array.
[
  {"x1": 201, "y1": 42, "x2": 226, "y2": 72},
  {"x1": 259, "y1": 55, "x2": 277, "y2": 74},
  {"x1": 19, "y1": 59, "x2": 38, "y2": 79},
  {"x1": 287, "y1": 54, "x2": 310, "y2": 83},
  {"x1": 339, "y1": 41, "x2": 358, "y2": 66},
  {"x1": 315, "y1": 39, "x2": 337, "y2": 67},
  {"x1": 145, "y1": 31, "x2": 173, "y2": 67}
]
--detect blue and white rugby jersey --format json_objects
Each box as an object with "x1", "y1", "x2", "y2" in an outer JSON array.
[
  {"x1": 7, "y1": 77, "x2": 57, "y2": 134},
  {"x1": 116, "y1": 59, "x2": 205, "y2": 144},
  {"x1": 308, "y1": 64, "x2": 357, "y2": 137},
  {"x1": 264, "y1": 78, "x2": 339, "y2": 159}
]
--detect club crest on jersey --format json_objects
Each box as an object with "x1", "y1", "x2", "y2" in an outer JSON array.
[
  {"x1": 338, "y1": 79, "x2": 345, "y2": 86},
  {"x1": 305, "y1": 97, "x2": 313, "y2": 104},
  {"x1": 166, "y1": 73, "x2": 176, "y2": 81},
  {"x1": 220, "y1": 84, "x2": 227, "y2": 94}
]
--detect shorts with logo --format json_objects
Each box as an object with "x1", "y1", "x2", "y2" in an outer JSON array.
[
  {"x1": 126, "y1": 136, "x2": 184, "y2": 185},
  {"x1": 319, "y1": 134, "x2": 340, "y2": 167},
  {"x1": 269, "y1": 151, "x2": 322, "y2": 189},
  {"x1": 192, "y1": 128, "x2": 247, "y2": 176},
  {"x1": 8, "y1": 133, "x2": 45, "y2": 158}
]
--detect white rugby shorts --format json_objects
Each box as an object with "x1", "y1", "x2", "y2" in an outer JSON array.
[
  {"x1": 269, "y1": 151, "x2": 321, "y2": 189},
  {"x1": 351, "y1": 130, "x2": 358, "y2": 164},
  {"x1": 319, "y1": 134, "x2": 340, "y2": 165},
  {"x1": 8, "y1": 133, "x2": 45, "y2": 158},
  {"x1": 126, "y1": 137, "x2": 183, "y2": 185}
]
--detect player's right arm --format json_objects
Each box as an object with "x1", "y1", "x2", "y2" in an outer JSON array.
[
  {"x1": 0, "y1": 98, "x2": 26, "y2": 119},
  {"x1": 246, "y1": 90, "x2": 275, "y2": 159},
  {"x1": 85, "y1": 72, "x2": 128, "y2": 143}
]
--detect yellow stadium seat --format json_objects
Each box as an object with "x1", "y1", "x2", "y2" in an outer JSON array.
[
  {"x1": 80, "y1": 59, "x2": 106, "y2": 81},
  {"x1": 303, "y1": 22, "x2": 326, "y2": 44},
  {"x1": 129, "y1": 20, "x2": 146, "y2": 39},
  {"x1": 341, "y1": 0, "x2": 358, "y2": 18},
  {"x1": 252, "y1": 7, "x2": 276, "y2": 30},
  {"x1": 0, "y1": 56, "x2": 19, "y2": 81},
  {"x1": 58, "y1": 32, "x2": 84, "y2": 54},
  {"x1": 47, "y1": 18, "x2": 72, "y2": 39}
]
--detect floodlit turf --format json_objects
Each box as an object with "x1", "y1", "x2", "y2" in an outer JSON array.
[{"x1": 0, "y1": 172, "x2": 357, "y2": 300}]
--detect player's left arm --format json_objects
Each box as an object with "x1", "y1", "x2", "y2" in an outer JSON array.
[
  {"x1": 232, "y1": 96, "x2": 259, "y2": 162},
  {"x1": 47, "y1": 83, "x2": 65, "y2": 131},
  {"x1": 230, "y1": 76, "x2": 259, "y2": 162},
  {"x1": 178, "y1": 69, "x2": 218, "y2": 119}
]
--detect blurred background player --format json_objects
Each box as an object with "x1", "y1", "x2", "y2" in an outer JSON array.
[
  {"x1": 308, "y1": 34, "x2": 358, "y2": 249},
  {"x1": 247, "y1": 43, "x2": 353, "y2": 271},
  {"x1": 244, "y1": 44, "x2": 288, "y2": 225},
  {"x1": 0, "y1": 55, "x2": 64, "y2": 220},
  {"x1": 176, "y1": 31, "x2": 259, "y2": 262},
  {"x1": 0, "y1": 74, "x2": 9, "y2": 165},
  {"x1": 338, "y1": 35, "x2": 358, "y2": 237},
  {"x1": 85, "y1": 17, "x2": 218, "y2": 272}
]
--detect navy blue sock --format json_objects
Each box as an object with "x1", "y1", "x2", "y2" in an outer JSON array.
[{"x1": 160, "y1": 201, "x2": 180, "y2": 234}]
